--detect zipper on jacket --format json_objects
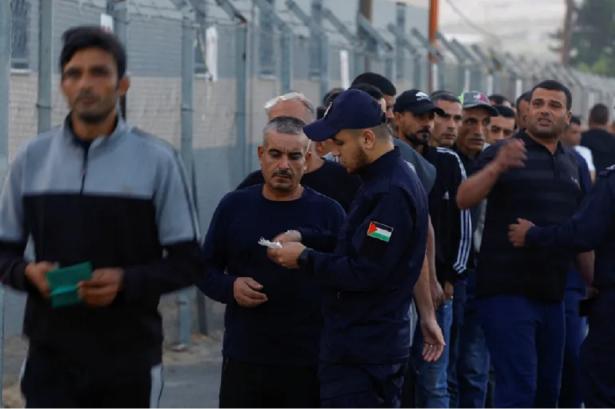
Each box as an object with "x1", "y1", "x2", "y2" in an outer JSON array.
[{"x1": 80, "y1": 144, "x2": 90, "y2": 194}]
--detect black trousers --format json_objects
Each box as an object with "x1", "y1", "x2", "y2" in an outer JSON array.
[
  {"x1": 219, "y1": 358, "x2": 319, "y2": 408},
  {"x1": 21, "y1": 345, "x2": 163, "y2": 408}
]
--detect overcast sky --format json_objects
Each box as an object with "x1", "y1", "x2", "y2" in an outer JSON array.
[{"x1": 390, "y1": 0, "x2": 566, "y2": 58}]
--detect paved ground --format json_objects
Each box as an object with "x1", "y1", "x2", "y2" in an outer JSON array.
[{"x1": 1, "y1": 289, "x2": 224, "y2": 408}]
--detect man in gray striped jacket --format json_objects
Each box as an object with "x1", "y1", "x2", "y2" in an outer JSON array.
[{"x1": 0, "y1": 26, "x2": 202, "y2": 407}]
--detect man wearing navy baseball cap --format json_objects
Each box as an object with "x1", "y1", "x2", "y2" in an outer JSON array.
[{"x1": 267, "y1": 89, "x2": 444, "y2": 407}]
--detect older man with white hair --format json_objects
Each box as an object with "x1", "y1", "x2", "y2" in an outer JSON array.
[{"x1": 238, "y1": 92, "x2": 362, "y2": 211}]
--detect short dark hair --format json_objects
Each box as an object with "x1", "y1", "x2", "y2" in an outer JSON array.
[
  {"x1": 530, "y1": 80, "x2": 572, "y2": 110},
  {"x1": 589, "y1": 103, "x2": 609, "y2": 125},
  {"x1": 569, "y1": 115, "x2": 581, "y2": 126},
  {"x1": 323, "y1": 87, "x2": 344, "y2": 106},
  {"x1": 515, "y1": 91, "x2": 531, "y2": 111},
  {"x1": 489, "y1": 94, "x2": 510, "y2": 106},
  {"x1": 431, "y1": 90, "x2": 460, "y2": 104},
  {"x1": 493, "y1": 105, "x2": 515, "y2": 118},
  {"x1": 350, "y1": 83, "x2": 384, "y2": 101},
  {"x1": 351, "y1": 72, "x2": 397, "y2": 97},
  {"x1": 60, "y1": 26, "x2": 127, "y2": 79}
]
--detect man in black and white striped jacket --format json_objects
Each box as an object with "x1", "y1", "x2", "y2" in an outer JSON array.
[{"x1": 394, "y1": 89, "x2": 472, "y2": 408}]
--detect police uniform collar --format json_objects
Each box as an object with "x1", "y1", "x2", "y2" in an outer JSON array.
[{"x1": 358, "y1": 147, "x2": 401, "y2": 182}]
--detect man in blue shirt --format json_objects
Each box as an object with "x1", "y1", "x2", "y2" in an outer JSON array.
[
  {"x1": 457, "y1": 80, "x2": 592, "y2": 407},
  {"x1": 268, "y1": 89, "x2": 444, "y2": 407},
  {"x1": 199, "y1": 116, "x2": 345, "y2": 407}
]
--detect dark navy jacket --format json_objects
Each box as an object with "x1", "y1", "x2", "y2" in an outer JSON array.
[
  {"x1": 301, "y1": 148, "x2": 429, "y2": 364},
  {"x1": 527, "y1": 165, "x2": 615, "y2": 290}
]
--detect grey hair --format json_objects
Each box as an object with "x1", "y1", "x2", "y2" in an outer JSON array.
[
  {"x1": 263, "y1": 116, "x2": 306, "y2": 138},
  {"x1": 264, "y1": 92, "x2": 316, "y2": 121}
]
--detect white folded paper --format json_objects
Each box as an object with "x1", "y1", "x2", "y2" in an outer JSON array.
[{"x1": 258, "y1": 237, "x2": 283, "y2": 249}]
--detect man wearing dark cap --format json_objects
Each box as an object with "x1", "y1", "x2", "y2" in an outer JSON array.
[
  {"x1": 351, "y1": 72, "x2": 437, "y2": 194},
  {"x1": 394, "y1": 90, "x2": 472, "y2": 407},
  {"x1": 455, "y1": 91, "x2": 498, "y2": 169},
  {"x1": 451, "y1": 90, "x2": 497, "y2": 408},
  {"x1": 268, "y1": 89, "x2": 444, "y2": 407}
]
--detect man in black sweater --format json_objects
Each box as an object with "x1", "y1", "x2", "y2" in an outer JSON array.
[
  {"x1": 581, "y1": 103, "x2": 615, "y2": 172},
  {"x1": 199, "y1": 116, "x2": 345, "y2": 407}
]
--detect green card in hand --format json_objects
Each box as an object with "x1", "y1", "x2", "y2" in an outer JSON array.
[{"x1": 47, "y1": 262, "x2": 93, "y2": 308}]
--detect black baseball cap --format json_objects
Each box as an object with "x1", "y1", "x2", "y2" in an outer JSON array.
[
  {"x1": 393, "y1": 89, "x2": 445, "y2": 116},
  {"x1": 303, "y1": 89, "x2": 386, "y2": 142}
]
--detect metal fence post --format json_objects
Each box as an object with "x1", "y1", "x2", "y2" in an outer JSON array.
[
  {"x1": 236, "y1": 26, "x2": 249, "y2": 176},
  {"x1": 108, "y1": 0, "x2": 128, "y2": 117},
  {"x1": 395, "y1": 3, "x2": 405, "y2": 81},
  {"x1": 0, "y1": 1, "x2": 9, "y2": 405},
  {"x1": 187, "y1": 0, "x2": 209, "y2": 336},
  {"x1": 280, "y1": 28, "x2": 292, "y2": 93},
  {"x1": 175, "y1": 1, "x2": 196, "y2": 349},
  {"x1": 38, "y1": 0, "x2": 52, "y2": 133},
  {"x1": 213, "y1": 0, "x2": 249, "y2": 177},
  {"x1": 311, "y1": 0, "x2": 328, "y2": 100},
  {"x1": 322, "y1": 7, "x2": 358, "y2": 80},
  {"x1": 357, "y1": 14, "x2": 393, "y2": 78}
]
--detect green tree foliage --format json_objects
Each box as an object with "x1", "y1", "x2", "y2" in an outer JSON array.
[{"x1": 570, "y1": 0, "x2": 615, "y2": 76}]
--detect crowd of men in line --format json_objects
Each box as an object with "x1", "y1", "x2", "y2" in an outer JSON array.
[{"x1": 0, "y1": 26, "x2": 615, "y2": 408}]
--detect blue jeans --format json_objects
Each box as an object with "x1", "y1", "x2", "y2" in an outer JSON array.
[
  {"x1": 412, "y1": 299, "x2": 453, "y2": 408},
  {"x1": 447, "y1": 280, "x2": 467, "y2": 408},
  {"x1": 457, "y1": 296, "x2": 490, "y2": 408},
  {"x1": 479, "y1": 295, "x2": 565, "y2": 408},
  {"x1": 558, "y1": 288, "x2": 586, "y2": 408}
]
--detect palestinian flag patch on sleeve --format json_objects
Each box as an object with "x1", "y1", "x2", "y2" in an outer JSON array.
[{"x1": 367, "y1": 221, "x2": 393, "y2": 243}]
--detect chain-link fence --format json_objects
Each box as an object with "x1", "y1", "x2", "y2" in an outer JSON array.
[{"x1": 3, "y1": 0, "x2": 615, "y2": 350}]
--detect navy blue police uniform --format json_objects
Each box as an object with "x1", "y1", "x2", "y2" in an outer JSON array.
[
  {"x1": 299, "y1": 89, "x2": 429, "y2": 408},
  {"x1": 525, "y1": 164, "x2": 615, "y2": 408}
]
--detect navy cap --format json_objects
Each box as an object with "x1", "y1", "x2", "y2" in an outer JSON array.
[
  {"x1": 394, "y1": 89, "x2": 445, "y2": 116},
  {"x1": 303, "y1": 89, "x2": 386, "y2": 142}
]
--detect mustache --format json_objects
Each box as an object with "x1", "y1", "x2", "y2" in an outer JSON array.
[
  {"x1": 75, "y1": 91, "x2": 99, "y2": 102},
  {"x1": 273, "y1": 170, "x2": 292, "y2": 178}
]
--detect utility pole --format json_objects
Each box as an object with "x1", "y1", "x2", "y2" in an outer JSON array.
[
  {"x1": 561, "y1": 0, "x2": 575, "y2": 65},
  {"x1": 428, "y1": 0, "x2": 439, "y2": 92},
  {"x1": 359, "y1": 0, "x2": 372, "y2": 21},
  {"x1": 358, "y1": 0, "x2": 375, "y2": 72}
]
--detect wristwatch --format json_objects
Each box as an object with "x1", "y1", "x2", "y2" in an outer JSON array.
[{"x1": 297, "y1": 248, "x2": 313, "y2": 269}]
